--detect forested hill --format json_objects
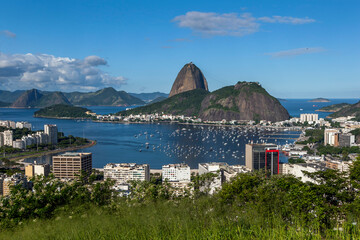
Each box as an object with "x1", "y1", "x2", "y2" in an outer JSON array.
[{"x1": 34, "y1": 104, "x2": 92, "y2": 118}]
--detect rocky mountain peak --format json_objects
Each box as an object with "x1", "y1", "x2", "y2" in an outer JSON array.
[{"x1": 169, "y1": 62, "x2": 208, "y2": 97}]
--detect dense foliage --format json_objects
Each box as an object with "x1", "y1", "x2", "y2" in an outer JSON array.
[
  {"x1": 329, "y1": 100, "x2": 360, "y2": 119},
  {"x1": 317, "y1": 103, "x2": 350, "y2": 112},
  {"x1": 34, "y1": 104, "x2": 92, "y2": 118},
  {"x1": 288, "y1": 158, "x2": 306, "y2": 164},
  {"x1": 297, "y1": 128, "x2": 324, "y2": 145},
  {"x1": 1, "y1": 159, "x2": 360, "y2": 239}
]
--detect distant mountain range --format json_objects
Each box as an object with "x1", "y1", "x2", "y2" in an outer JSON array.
[
  {"x1": 0, "y1": 88, "x2": 168, "y2": 108},
  {"x1": 129, "y1": 92, "x2": 168, "y2": 103}
]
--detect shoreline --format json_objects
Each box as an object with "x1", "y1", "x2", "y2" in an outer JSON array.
[
  {"x1": 34, "y1": 115, "x2": 303, "y2": 131},
  {"x1": 10, "y1": 140, "x2": 97, "y2": 165}
]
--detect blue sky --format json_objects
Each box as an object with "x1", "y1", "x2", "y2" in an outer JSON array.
[{"x1": 0, "y1": 0, "x2": 359, "y2": 98}]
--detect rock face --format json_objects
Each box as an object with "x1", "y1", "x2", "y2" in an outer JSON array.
[
  {"x1": 169, "y1": 62, "x2": 208, "y2": 97},
  {"x1": 199, "y1": 82, "x2": 290, "y2": 122}
]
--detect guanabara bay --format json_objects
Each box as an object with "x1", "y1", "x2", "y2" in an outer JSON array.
[{"x1": 0, "y1": 1, "x2": 359, "y2": 239}]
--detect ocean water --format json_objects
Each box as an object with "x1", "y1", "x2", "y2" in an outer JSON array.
[{"x1": 0, "y1": 98, "x2": 358, "y2": 169}]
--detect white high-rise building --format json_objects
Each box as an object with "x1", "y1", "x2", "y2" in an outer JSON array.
[
  {"x1": 104, "y1": 163, "x2": 150, "y2": 185},
  {"x1": 44, "y1": 124, "x2": 58, "y2": 145},
  {"x1": 13, "y1": 139, "x2": 25, "y2": 149},
  {"x1": 16, "y1": 121, "x2": 32, "y2": 130},
  {"x1": 324, "y1": 128, "x2": 339, "y2": 146},
  {"x1": 36, "y1": 132, "x2": 48, "y2": 145},
  {"x1": 3, "y1": 130, "x2": 13, "y2": 146},
  {"x1": 162, "y1": 164, "x2": 191, "y2": 182},
  {"x1": 300, "y1": 114, "x2": 319, "y2": 123},
  {"x1": 198, "y1": 162, "x2": 240, "y2": 194}
]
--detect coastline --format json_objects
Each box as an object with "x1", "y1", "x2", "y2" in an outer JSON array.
[
  {"x1": 34, "y1": 115, "x2": 303, "y2": 131},
  {"x1": 9, "y1": 140, "x2": 97, "y2": 165}
]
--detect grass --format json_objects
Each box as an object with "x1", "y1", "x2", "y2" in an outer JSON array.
[{"x1": 1, "y1": 200, "x2": 359, "y2": 240}]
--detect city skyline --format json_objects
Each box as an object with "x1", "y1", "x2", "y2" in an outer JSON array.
[{"x1": 0, "y1": 0, "x2": 359, "y2": 98}]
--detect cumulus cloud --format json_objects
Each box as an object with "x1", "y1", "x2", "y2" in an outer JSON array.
[
  {"x1": 172, "y1": 11, "x2": 315, "y2": 37},
  {"x1": 265, "y1": 47, "x2": 326, "y2": 58},
  {"x1": 1, "y1": 30, "x2": 16, "y2": 38},
  {"x1": 0, "y1": 52, "x2": 126, "y2": 91}
]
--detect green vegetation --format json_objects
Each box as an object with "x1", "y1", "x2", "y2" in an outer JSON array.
[
  {"x1": 2, "y1": 159, "x2": 360, "y2": 239},
  {"x1": 317, "y1": 145, "x2": 360, "y2": 156},
  {"x1": 351, "y1": 128, "x2": 360, "y2": 138},
  {"x1": 329, "y1": 101, "x2": 360, "y2": 120},
  {"x1": 118, "y1": 89, "x2": 209, "y2": 116},
  {"x1": 297, "y1": 129, "x2": 324, "y2": 144},
  {"x1": 0, "y1": 101, "x2": 11, "y2": 107},
  {"x1": 206, "y1": 82, "x2": 279, "y2": 114},
  {"x1": 316, "y1": 103, "x2": 351, "y2": 112},
  {"x1": 0, "y1": 126, "x2": 35, "y2": 140},
  {"x1": 288, "y1": 158, "x2": 306, "y2": 164},
  {"x1": 34, "y1": 104, "x2": 92, "y2": 118}
]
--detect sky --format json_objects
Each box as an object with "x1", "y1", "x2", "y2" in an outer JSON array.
[{"x1": 0, "y1": 0, "x2": 359, "y2": 98}]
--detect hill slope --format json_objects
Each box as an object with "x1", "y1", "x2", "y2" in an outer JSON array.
[
  {"x1": 316, "y1": 103, "x2": 351, "y2": 112},
  {"x1": 11, "y1": 89, "x2": 44, "y2": 108},
  {"x1": 35, "y1": 92, "x2": 71, "y2": 108},
  {"x1": 328, "y1": 101, "x2": 360, "y2": 120},
  {"x1": 64, "y1": 87, "x2": 145, "y2": 106},
  {"x1": 118, "y1": 89, "x2": 209, "y2": 116},
  {"x1": 199, "y1": 82, "x2": 290, "y2": 122},
  {"x1": 0, "y1": 90, "x2": 26, "y2": 103},
  {"x1": 34, "y1": 104, "x2": 92, "y2": 118}
]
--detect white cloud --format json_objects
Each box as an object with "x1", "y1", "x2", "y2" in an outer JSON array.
[
  {"x1": 172, "y1": 11, "x2": 259, "y2": 37},
  {"x1": 258, "y1": 16, "x2": 315, "y2": 24},
  {"x1": 1, "y1": 30, "x2": 16, "y2": 38},
  {"x1": 172, "y1": 11, "x2": 315, "y2": 37},
  {"x1": 0, "y1": 52, "x2": 126, "y2": 91},
  {"x1": 265, "y1": 47, "x2": 326, "y2": 58}
]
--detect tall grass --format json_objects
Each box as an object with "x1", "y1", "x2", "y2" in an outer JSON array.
[{"x1": 1, "y1": 199, "x2": 359, "y2": 240}]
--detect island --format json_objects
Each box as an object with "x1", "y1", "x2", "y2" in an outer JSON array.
[
  {"x1": 308, "y1": 98, "x2": 330, "y2": 102},
  {"x1": 315, "y1": 103, "x2": 351, "y2": 112},
  {"x1": 34, "y1": 104, "x2": 94, "y2": 119}
]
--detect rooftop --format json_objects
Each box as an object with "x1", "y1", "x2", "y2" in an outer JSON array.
[{"x1": 56, "y1": 152, "x2": 92, "y2": 157}]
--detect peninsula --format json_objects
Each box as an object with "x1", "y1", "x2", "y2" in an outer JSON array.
[
  {"x1": 34, "y1": 104, "x2": 93, "y2": 119},
  {"x1": 316, "y1": 103, "x2": 351, "y2": 112}
]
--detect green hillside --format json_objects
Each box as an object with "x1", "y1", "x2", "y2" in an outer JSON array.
[
  {"x1": 1, "y1": 165, "x2": 360, "y2": 239},
  {"x1": 118, "y1": 89, "x2": 209, "y2": 116},
  {"x1": 0, "y1": 101, "x2": 11, "y2": 107},
  {"x1": 329, "y1": 101, "x2": 360, "y2": 120},
  {"x1": 316, "y1": 103, "x2": 351, "y2": 112},
  {"x1": 34, "y1": 104, "x2": 92, "y2": 118}
]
